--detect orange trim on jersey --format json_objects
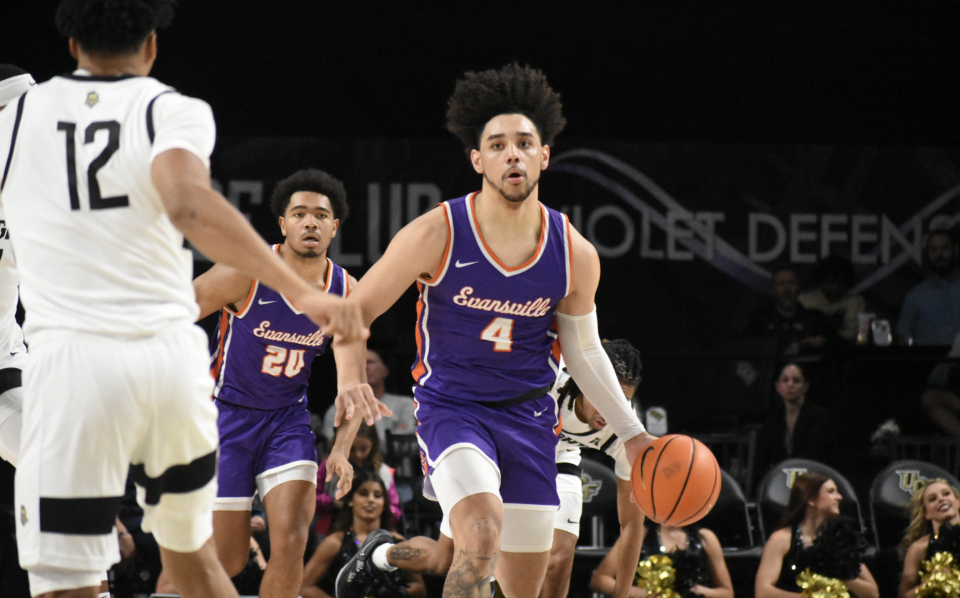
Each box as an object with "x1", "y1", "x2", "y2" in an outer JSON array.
[
  {"x1": 322, "y1": 258, "x2": 333, "y2": 292},
  {"x1": 227, "y1": 279, "x2": 258, "y2": 316},
  {"x1": 564, "y1": 216, "x2": 574, "y2": 297},
  {"x1": 210, "y1": 310, "x2": 230, "y2": 380},
  {"x1": 343, "y1": 268, "x2": 351, "y2": 297},
  {"x1": 419, "y1": 205, "x2": 453, "y2": 284},
  {"x1": 550, "y1": 319, "x2": 562, "y2": 364},
  {"x1": 411, "y1": 282, "x2": 428, "y2": 381},
  {"x1": 554, "y1": 412, "x2": 563, "y2": 436},
  {"x1": 470, "y1": 192, "x2": 548, "y2": 273}
]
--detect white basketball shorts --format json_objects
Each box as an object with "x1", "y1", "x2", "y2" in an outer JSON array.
[{"x1": 15, "y1": 323, "x2": 219, "y2": 577}]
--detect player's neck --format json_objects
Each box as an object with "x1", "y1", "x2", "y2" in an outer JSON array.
[
  {"x1": 279, "y1": 243, "x2": 329, "y2": 287},
  {"x1": 474, "y1": 185, "x2": 542, "y2": 251},
  {"x1": 76, "y1": 54, "x2": 149, "y2": 77},
  {"x1": 353, "y1": 517, "x2": 380, "y2": 537}
]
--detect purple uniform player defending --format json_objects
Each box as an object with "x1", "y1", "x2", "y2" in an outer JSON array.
[
  {"x1": 195, "y1": 169, "x2": 382, "y2": 598},
  {"x1": 333, "y1": 64, "x2": 654, "y2": 598}
]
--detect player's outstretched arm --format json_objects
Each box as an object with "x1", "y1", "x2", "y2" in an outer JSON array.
[
  {"x1": 151, "y1": 148, "x2": 366, "y2": 342},
  {"x1": 613, "y1": 477, "x2": 646, "y2": 598},
  {"x1": 556, "y1": 227, "x2": 651, "y2": 464},
  {"x1": 193, "y1": 263, "x2": 254, "y2": 320}
]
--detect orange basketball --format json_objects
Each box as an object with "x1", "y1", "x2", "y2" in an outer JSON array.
[{"x1": 631, "y1": 434, "x2": 721, "y2": 525}]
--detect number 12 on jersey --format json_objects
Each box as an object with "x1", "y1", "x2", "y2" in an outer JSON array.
[
  {"x1": 261, "y1": 345, "x2": 306, "y2": 377},
  {"x1": 481, "y1": 317, "x2": 514, "y2": 352}
]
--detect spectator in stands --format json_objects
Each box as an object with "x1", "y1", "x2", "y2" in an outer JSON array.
[
  {"x1": 316, "y1": 423, "x2": 401, "y2": 535},
  {"x1": 799, "y1": 255, "x2": 866, "y2": 342},
  {"x1": 754, "y1": 363, "x2": 836, "y2": 482},
  {"x1": 756, "y1": 473, "x2": 878, "y2": 598},
  {"x1": 322, "y1": 349, "x2": 417, "y2": 447},
  {"x1": 898, "y1": 229, "x2": 960, "y2": 346},
  {"x1": 590, "y1": 522, "x2": 733, "y2": 598},
  {"x1": 301, "y1": 468, "x2": 425, "y2": 598},
  {"x1": 900, "y1": 479, "x2": 960, "y2": 598},
  {"x1": 746, "y1": 267, "x2": 838, "y2": 355},
  {"x1": 920, "y1": 331, "x2": 960, "y2": 435}
]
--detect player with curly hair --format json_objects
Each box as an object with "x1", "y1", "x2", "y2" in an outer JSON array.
[{"x1": 333, "y1": 63, "x2": 653, "y2": 598}]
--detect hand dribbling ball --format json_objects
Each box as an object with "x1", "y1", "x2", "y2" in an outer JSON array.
[{"x1": 631, "y1": 434, "x2": 721, "y2": 525}]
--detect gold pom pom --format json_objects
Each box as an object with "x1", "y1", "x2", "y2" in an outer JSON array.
[
  {"x1": 795, "y1": 568, "x2": 851, "y2": 598},
  {"x1": 917, "y1": 552, "x2": 960, "y2": 598},
  {"x1": 635, "y1": 554, "x2": 680, "y2": 598}
]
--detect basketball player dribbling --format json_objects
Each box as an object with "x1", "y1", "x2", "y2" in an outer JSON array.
[
  {"x1": 194, "y1": 168, "x2": 376, "y2": 598},
  {"x1": 334, "y1": 63, "x2": 655, "y2": 598},
  {"x1": 0, "y1": 2, "x2": 374, "y2": 597}
]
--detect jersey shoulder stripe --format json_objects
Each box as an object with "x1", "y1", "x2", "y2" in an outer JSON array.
[
  {"x1": 1, "y1": 93, "x2": 27, "y2": 191},
  {"x1": 146, "y1": 90, "x2": 175, "y2": 143}
]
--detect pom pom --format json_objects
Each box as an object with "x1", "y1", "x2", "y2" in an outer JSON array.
[
  {"x1": 635, "y1": 554, "x2": 680, "y2": 598},
  {"x1": 800, "y1": 517, "x2": 868, "y2": 581},
  {"x1": 796, "y1": 568, "x2": 852, "y2": 598},
  {"x1": 917, "y1": 552, "x2": 960, "y2": 598}
]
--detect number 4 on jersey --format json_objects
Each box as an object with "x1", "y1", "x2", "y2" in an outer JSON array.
[
  {"x1": 261, "y1": 345, "x2": 306, "y2": 377},
  {"x1": 481, "y1": 317, "x2": 514, "y2": 352}
]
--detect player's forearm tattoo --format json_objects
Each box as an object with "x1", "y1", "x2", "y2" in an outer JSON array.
[{"x1": 389, "y1": 546, "x2": 421, "y2": 561}]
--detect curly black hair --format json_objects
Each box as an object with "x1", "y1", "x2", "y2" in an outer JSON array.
[
  {"x1": 0, "y1": 65, "x2": 29, "y2": 81},
  {"x1": 55, "y1": 0, "x2": 176, "y2": 55},
  {"x1": 270, "y1": 168, "x2": 349, "y2": 222},
  {"x1": 446, "y1": 63, "x2": 566, "y2": 154},
  {"x1": 557, "y1": 339, "x2": 642, "y2": 411}
]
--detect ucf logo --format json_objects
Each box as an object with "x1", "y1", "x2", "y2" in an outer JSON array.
[
  {"x1": 581, "y1": 473, "x2": 602, "y2": 502},
  {"x1": 782, "y1": 467, "x2": 808, "y2": 488},
  {"x1": 896, "y1": 470, "x2": 930, "y2": 494}
]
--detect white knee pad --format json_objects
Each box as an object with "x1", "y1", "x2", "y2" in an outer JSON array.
[
  {"x1": 430, "y1": 446, "x2": 501, "y2": 516},
  {"x1": 501, "y1": 505, "x2": 556, "y2": 552},
  {"x1": 257, "y1": 461, "x2": 318, "y2": 499}
]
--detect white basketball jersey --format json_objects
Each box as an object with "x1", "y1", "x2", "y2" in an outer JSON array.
[
  {"x1": 0, "y1": 70, "x2": 215, "y2": 339},
  {"x1": 0, "y1": 205, "x2": 26, "y2": 359},
  {"x1": 552, "y1": 366, "x2": 631, "y2": 480}
]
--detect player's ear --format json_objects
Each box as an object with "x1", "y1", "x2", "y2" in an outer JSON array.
[
  {"x1": 278, "y1": 216, "x2": 286, "y2": 236},
  {"x1": 331, "y1": 218, "x2": 339, "y2": 237},
  {"x1": 541, "y1": 144, "x2": 550, "y2": 170},
  {"x1": 470, "y1": 148, "x2": 483, "y2": 174},
  {"x1": 69, "y1": 38, "x2": 80, "y2": 60},
  {"x1": 143, "y1": 32, "x2": 158, "y2": 63}
]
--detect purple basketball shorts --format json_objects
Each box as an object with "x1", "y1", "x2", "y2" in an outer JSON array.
[
  {"x1": 215, "y1": 398, "x2": 317, "y2": 499},
  {"x1": 414, "y1": 387, "x2": 560, "y2": 507}
]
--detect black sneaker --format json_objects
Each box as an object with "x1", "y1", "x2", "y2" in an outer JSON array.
[{"x1": 336, "y1": 528, "x2": 395, "y2": 598}]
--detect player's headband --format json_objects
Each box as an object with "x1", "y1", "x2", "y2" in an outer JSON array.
[{"x1": 0, "y1": 73, "x2": 36, "y2": 108}]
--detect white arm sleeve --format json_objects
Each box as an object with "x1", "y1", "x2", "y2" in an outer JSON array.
[
  {"x1": 556, "y1": 307, "x2": 646, "y2": 442},
  {"x1": 148, "y1": 93, "x2": 216, "y2": 169}
]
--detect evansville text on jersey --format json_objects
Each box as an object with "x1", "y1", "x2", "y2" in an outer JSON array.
[
  {"x1": 452, "y1": 286, "x2": 552, "y2": 318},
  {"x1": 252, "y1": 320, "x2": 326, "y2": 346}
]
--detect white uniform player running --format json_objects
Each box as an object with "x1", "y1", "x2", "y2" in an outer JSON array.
[
  {"x1": 0, "y1": 64, "x2": 35, "y2": 467},
  {"x1": 0, "y1": 2, "x2": 371, "y2": 597},
  {"x1": 545, "y1": 339, "x2": 645, "y2": 598}
]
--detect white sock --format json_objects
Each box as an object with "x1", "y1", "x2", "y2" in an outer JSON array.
[{"x1": 371, "y1": 543, "x2": 397, "y2": 571}]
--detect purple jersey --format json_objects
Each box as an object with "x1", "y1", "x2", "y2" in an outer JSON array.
[
  {"x1": 412, "y1": 192, "x2": 571, "y2": 404},
  {"x1": 210, "y1": 246, "x2": 348, "y2": 410}
]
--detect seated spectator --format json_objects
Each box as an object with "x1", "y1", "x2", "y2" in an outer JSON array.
[
  {"x1": 897, "y1": 229, "x2": 960, "y2": 346},
  {"x1": 920, "y1": 330, "x2": 960, "y2": 435},
  {"x1": 754, "y1": 363, "x2": 836, "y2": 480},
  {"x1": 799, "y1": 255, "x2": 866, "y2": 342},
  {"x1": 109, "y1": 474, "x2": 162, "y2": 597},
  {"x1": 322, "y1": 349, "x2": 417, "y2": 447},
  {"x1": 316, "y1": 423, "x2": 401, "y2": 535},
  {"x1": 301, "y1": 469, "x2": 425, "y2": 598},
  {"x1": 746, "y1": 267, "x2": 838, "y2": 355},
  {"x1": 899, "y1": 479, "x2": 960, "y2": 598},
  {"x1": 756, "y1": 473, "x2": 877, "y2": 598},
  {"x1": 590, "y1": 522, "x2": 733, "y2": 598}
]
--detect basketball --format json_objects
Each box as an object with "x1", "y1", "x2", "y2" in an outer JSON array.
[{"x1": 631, "y1": 434, "x2": 721, "y2": 525}]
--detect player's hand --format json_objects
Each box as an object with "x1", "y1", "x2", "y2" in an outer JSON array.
[
  {"x1": 297, "y1": 291, "x2": 369, "y2": 344},
  {"x1": 335, "y1": 382, "x2": 393, "y2": 427},
  {"x1": 623, "y1": 431, "x2": 657, "y2": 504},
  {"x1": 250, "y1": 515, "x2": 266, "y2": 534},
  {"x1": 325, "y1": 449, "x2": 355, "y2": 499}
]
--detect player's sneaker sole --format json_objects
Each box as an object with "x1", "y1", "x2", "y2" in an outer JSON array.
[{"x1": 335, "y1": 527, "x2": 394, "y2": 598}]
